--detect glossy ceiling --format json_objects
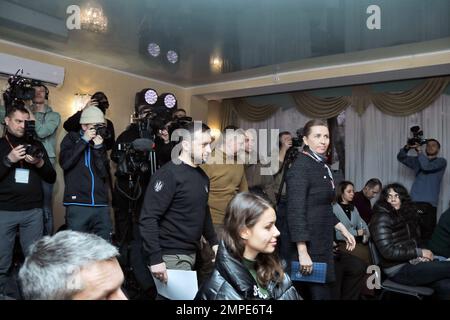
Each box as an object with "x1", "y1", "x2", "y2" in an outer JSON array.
[{"x1": 0, "y1": 0, "x2": 449, "y2": 87}]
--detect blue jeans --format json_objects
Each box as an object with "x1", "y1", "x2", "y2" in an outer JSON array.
[
  {"x1": 0, "y1": 208, "x2": 43, "y2": 294},
  {"x1": 391, "y1": 260, "x2": 450, "y2": 299}
]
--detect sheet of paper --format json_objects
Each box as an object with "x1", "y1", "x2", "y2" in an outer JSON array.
[{"x1": 152, "y1": 269, "x2": 198, "y2": 300}]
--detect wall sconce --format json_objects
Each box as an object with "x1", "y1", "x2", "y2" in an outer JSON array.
[
  {"x1": 210, "y1": 55, "x2": 223, "y2": 73},
  {"x1": 73, "y1": 93, "x2": 91, "y2": 113}
]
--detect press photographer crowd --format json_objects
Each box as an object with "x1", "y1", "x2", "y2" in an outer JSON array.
[{"x1": 1, "y1": 73, "x2": 450, "y2": 301}]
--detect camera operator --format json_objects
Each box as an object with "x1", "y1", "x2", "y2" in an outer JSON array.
[
  {"x1": 155, "y1": 109, "x2": 192, "y2": 167},
  {"x1": 111, "y1": 104, "x2": 156, "y2": 244},
  {"x1": 23, "y1": 84, "x2": 61, "y2": 235},
  {"x1": 154, "y1": 120, "x2": 174, "y2": 168},
  {"x1": 60, "y1": 106, "x2": 112, "y2": 241},
  {"x1": 397, "y1": 134, "x2": 447, "y2": 240},
  {"x1": 0, "y1": 106, "x2": 56, "y2": 296},
  {"x1": 63, "y1": 92, "x2": 115, "y2": 151},
  {"x1": 172, "y1": 108, "x2": 186, "y2": 120}
]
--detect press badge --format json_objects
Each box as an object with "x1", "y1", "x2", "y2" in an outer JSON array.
[{"x1": 15, "y1": 168, "x2": 30, "y2": 184}]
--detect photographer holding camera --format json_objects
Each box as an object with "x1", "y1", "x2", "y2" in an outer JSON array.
[
  {"x1": 0, "y1": 105, "x2": 56, "y2": 296},
  {"x1": 63, "y1": 92, "x2": 115, "y2": 151},
  {"x1": 60, "y1": 106, "x2": 112, "y2": 241},
  {"x1": 397, "y1": 127, "x2": 447, "y2": 240}
]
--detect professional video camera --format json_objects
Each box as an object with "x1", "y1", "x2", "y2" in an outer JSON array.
[
  {"x1": 407, "y1": 126, "x2": 428, "y2": 146},
  {"x1": 116, "y1": 138, "x2": 155, "y2": 176},
  {"x1": 24, "y1": 120, "x2": 44, "y2": 159},
  {"x1": 291, "y1": 128, "x2": 304, "y2": 148},
  {"x1": 2, "y1": 70, "x2": 39, "y2": 112}
]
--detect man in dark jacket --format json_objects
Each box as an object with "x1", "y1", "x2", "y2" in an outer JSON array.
[
  {"x1": 60, "y1": 106, "x2": 112, "y2": 241},
  {"x1": 139, "y1": 122, "x2": 218, "y2": 288},
  {"x1": 0, "y1": 106, "x2": 56, "y2": 295}
]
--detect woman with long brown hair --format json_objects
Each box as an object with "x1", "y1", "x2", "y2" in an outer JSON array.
[{"x1": 196, "y1": 192, "x2": 300, "y2": 300}]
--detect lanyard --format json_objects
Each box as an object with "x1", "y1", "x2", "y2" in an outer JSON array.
[
  {"x1": 5, "y1": 134, "x2": 24, "y2": 168},
  {"x1": 303, "y1": 150, "x2": 335, "y2": 189}
]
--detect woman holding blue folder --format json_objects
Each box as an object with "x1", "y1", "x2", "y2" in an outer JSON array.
[{"x1": 285, "y1": 119, "x2": 356, "y2": 300}]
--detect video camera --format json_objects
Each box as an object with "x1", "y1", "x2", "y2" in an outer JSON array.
[
  {"x1": 407, "y1": 126, "x2": 428, "y2": 147},
  {"x1": 292, "y1": 128, "x2": 304, "y2": 148},
  {"x1": 116, "y1": 139, "x2": 154, "y2": 176},
  {"x1": 24, "y1": 120, "x2": 44, "y2": 159},
  {"x1": 2, "y1": 70, "x2": 39, "y2": 112}
]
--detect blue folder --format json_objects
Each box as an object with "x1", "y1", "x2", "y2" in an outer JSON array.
[{"x1": 291, "y1": 261, "x2": 327, "y2": 283}]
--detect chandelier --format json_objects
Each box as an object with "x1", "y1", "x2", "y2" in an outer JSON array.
[{"x1": 80, "y1": 4, "x2": 108, "y2": 33}]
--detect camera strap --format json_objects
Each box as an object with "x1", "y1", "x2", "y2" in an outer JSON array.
[{"x1": 5, "y1": 134, "x2": 24, "y2": 168}]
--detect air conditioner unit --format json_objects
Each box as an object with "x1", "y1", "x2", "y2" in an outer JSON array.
[{"x1": 0, "y1": 53, "x2": 65, "y2": 87}]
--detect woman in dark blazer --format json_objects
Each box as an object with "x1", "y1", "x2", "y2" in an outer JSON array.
[{"x1": 285, "y1": 119, "x2": 355, "y2": 300}]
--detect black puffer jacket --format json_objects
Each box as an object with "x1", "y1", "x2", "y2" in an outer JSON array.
[
  {"x1": 196, "y1": 242, "x2": 301, "y2": 300},
  {"x1": 369, "y1": 202, "x2": 422, "y2": 268}
]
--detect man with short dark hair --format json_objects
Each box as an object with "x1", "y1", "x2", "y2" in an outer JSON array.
[
  {"x1": 0, "y1": 106, "x2": 56, "y2": 296},
  {"x1": 353, "y1": 178, "x2": 382, "y2": 224},
  {"x1": 139, "y1": 121, "x2": 218, "y2": 287},
  {"x1": 397, "y1": 139, "x2": 447, "y2": 239}
]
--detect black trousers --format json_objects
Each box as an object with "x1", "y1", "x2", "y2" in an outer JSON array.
[
  {"x1": 391, "y1": 260, "x2": 450, "y2": 299},
  {"x1": 331, "y1": 252, "x2": 367, "y2": 300}
]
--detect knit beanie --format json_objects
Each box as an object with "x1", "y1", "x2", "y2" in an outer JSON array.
[{"x1": 80, "y1": 106, "x2": 105, "y2": 124}]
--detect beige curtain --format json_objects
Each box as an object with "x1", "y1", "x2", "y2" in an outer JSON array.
[
  {"x1": 220, "y1": 98, "x2": 279, "y2": 127},
  {"x1": 221, "y1": 76, "x2": 450, "y2": 123},
  {"x1": 370, "y1": 77, "x2": 450, "y2": 116},
  {"x1": 220, "y1": 100, "x2": 236, "y2": 130},
  {"x1": 231, "y1": 98, "x2": 279, "y2": 122},
  {"x1": 291, "y1": 91, "x2": 351, "y2": 118}
]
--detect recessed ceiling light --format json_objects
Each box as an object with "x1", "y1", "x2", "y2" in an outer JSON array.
[
  {"x1": 147, "y1": 43, "x2": 160, "y2": 57},
  {"x1": 166, "y1": 50, "x2": 178, "y2": 64}
]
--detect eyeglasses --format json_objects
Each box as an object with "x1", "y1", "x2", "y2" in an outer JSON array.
[{"x1": 387, "y1": 194, "x2": 400, "y2": 200}]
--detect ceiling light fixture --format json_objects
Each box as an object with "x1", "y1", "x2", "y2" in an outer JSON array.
[
  {"x1": 80, "y1": 3, "x2": 108, "y2": 33},
  {"x1": 147, "y1": 43, "x2": 161, "y2": 57},
  {"x1": 166, "y1": 50, "x2": 179, "y2": 64}
]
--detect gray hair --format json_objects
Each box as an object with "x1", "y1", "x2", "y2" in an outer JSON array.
[{"x1": 18, "y1": 230, "x2": 119, "y2": 300}]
